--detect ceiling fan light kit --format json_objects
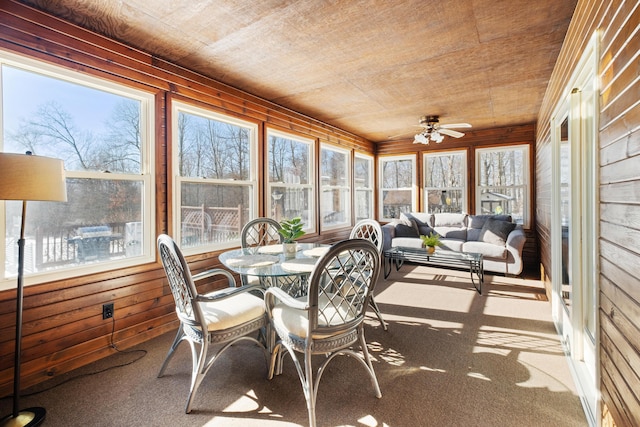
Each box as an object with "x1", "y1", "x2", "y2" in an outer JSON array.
[
  {"x1": 412, "y1": 115, "x2": 471, "y2": 145},
  {"x1": 414, "y1": 130, "x2": 444, "y2": 144}
]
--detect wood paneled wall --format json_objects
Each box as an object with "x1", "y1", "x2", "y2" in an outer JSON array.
[
  {"x1": 377, "y1": 124, "x2": 539, "y2": 273},
  {"x1": 535, "y1": 0, "x2": 640, "y2": 425},
  {"x1": 0, "y1": 1, "x2": 371, "y2": 396}
]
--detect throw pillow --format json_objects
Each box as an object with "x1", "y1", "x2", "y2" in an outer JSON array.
[
  {"x1": 395, "y1": 223, "x2": 419, "y2": 237},
  {"x1": 480, "y1": 218, "x2": 516, "y2": 246},
  {"x1": 468, "y1": 214, "x2": 513, "y2": 229},
  {"x1": 418, "y1": 225, "x2": 435, "y2": 236}
]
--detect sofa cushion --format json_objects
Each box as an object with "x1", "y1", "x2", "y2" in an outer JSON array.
[
  {"x1": 402, "y1": 212, "x2": 433, "y2": 226},
  {"x1": 401, "y1": 212, "x2": 435, "y2": 235},
  {"x1": 439, "y1": 239, "x2": 464, "y2": 252},
  {"x1": 467, "y1": 214, "x2": 513, "y2": 241},
  {"x1": 391, "y1": 237, "x2": 423, "y2": 249},
  {"x1": 398, "y1": 213, "x2": 418, "y2": 234},
  {"x1": 462, "y1": 241, "x2": 508, "y2": 259},
  {"x1": 479, "y1": 218, "x2": 517, "y2": 246},
  {"x1": 433, "y1": 212, "x2": 467, "y2": 227},
  {"x1": 468, "y1": 214, "x2": 512, "y2": 229},
  {"x1": 434, "y1": 226, "x2": 467, "y2": 240},
  {"x1": 417, "y1": 225, "x2": 434, "y2": 236},
  {"x1": 395, "y1": 223, "x2": 419, "y2": 237}
]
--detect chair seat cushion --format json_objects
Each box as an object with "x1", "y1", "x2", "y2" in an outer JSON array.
[
  {"x1": 201, "y1": 291, "x2": 265, "y2": 331},
  {"x1": 272, "y1": 294, "x2": 352, "y2": 339}
]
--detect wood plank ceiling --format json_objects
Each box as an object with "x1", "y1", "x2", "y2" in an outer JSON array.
[{"x1": 15, "y1": 0, "x2": 577, "y2": 143}]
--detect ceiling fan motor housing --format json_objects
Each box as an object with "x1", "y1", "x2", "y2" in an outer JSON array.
[{"x1": 419, "y1": 115, "x2": 439, "y2": 128}]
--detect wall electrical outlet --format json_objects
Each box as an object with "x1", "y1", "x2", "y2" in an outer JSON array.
[{"x1": 102, "y1": 303, "x2": 114, "y2": 320}]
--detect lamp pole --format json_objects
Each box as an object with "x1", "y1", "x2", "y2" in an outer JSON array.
[
  {"x1": 0, "y1": 201, "x2": 46, "y2": 427},
  {"x1": 0, "y1": 152, "x2": 66, "y2": 427}
]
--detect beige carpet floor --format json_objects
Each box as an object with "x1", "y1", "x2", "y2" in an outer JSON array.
[{"x1": 1, "y1": 265, "x2": 588, "y2": 427}]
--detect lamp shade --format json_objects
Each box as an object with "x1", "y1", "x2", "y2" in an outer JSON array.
[{"x1": 0, "y1": 153, "x2": 67, "y2": 202}]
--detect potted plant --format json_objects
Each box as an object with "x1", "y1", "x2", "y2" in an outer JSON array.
[
  {"x1": 278, "y1": 217, "x2": 306, "y2": 257},
  {"x1": 420, "y1": 232, "x2": 442, "y2": 254}
]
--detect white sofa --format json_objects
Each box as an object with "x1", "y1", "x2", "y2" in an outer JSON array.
[{"x1": 382, "y1": 212, "x2": 527, "y2": 276}]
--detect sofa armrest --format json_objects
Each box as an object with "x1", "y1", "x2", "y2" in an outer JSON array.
[
  {"x1": 504, "y1": 227, "x2": 526, "y2": 275},
  {"x1": 506, "y1": 227, "x2": 526, "y2": 254},
  {"x1": 382, "y1": 222, "x2": 397, "y2": 251}
]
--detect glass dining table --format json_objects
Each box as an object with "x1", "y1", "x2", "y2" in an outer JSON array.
[{"x1": 219, "y1": 242, "x2": 330, "y2": 297}]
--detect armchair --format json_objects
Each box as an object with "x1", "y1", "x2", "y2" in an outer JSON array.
[
  {"x1": 265, "y1": 239, "x2": 382, "y2": 427},
  {"x1": 349, "y1": 219, "x2": 388, "y2": 330},
  {"x1": 156, "y1": 234, "x2": 267, "y2": 413}
]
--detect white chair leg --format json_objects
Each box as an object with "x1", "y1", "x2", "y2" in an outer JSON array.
[
  {"x1": 369, "y1": 296, "x2": 388, "y2": 330},
  {"x1": 157, "y1": 328, "x2": 184, "y2": 377},
  {"x1": 268, "y1": 343, "x2": 281, "y2": 380},
  {"x1": 304, "y1": 350, "x2": 317, "y2": 427},
  {"x1": 359, "y1": 329, "x2": 382, "y2": 398},
  {"x1": 185, "y1": 340, "x2": 208, "y2": 413}
]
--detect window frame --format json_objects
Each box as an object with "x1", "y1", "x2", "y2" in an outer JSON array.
[
  {"x1": 0, "y1": 50, "x2": 155, "y2": 289},
  {"x1": 354, "y1": 152, "x2": 374, "y2": 222},
  {"x1": 475, "y1": 144, "x2": 530, "y2": 227},
  {"x1": 320, "y1": 142, "x2": 351, "y2": 231},
  {"x1": 423, "y1": 150, "x2": 468, "y2": 214},
  {"x1": 378, "y1": 154, "x2": 417, "y2": 222},
  {"x1": 171, "y1": 100, "x2": 258, "y2": 254},
  {"x1": 265, "y1": 128, "x2": 316, "y2": 235}
]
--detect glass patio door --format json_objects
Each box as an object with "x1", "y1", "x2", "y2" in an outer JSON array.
[{"x1": 550, "y1": 34, "x2": 598, "y2": 425}]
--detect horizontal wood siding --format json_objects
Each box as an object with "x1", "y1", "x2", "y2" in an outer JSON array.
[
  {"x1": 0, "y1": 1, "x2": 374, "y2": 395},
  {"x1": 535, "y1": 0, "x2": 640, "y2": 424}
]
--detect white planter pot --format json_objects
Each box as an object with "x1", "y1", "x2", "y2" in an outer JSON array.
[{"x1": 283, "y1": 242, "x2": 297, "y2": 257}]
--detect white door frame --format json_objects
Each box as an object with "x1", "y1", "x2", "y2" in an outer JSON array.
[{"x1": 550, "y1": 32, "x2": 600, "y2": 426}]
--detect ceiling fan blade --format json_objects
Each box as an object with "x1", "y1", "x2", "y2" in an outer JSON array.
[
  {"x1": 439, "y1": 128, "x2": 465, "y2": 138},
  {"x1": 440, "y1": 123, "x2": 472, "y2": 129},
  {"x1": 387, "y1": 130, "x2": 417, "y2": 140}
]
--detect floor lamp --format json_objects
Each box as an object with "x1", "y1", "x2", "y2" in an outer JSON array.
[{"x1": 0, "y1": 152, "x2": 66, "y2": 427}]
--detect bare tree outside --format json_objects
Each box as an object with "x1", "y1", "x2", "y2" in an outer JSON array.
[
  {"x1": 320, "y1": 146, "x2": 349, "y2": 226},
  {"x1": 12, "y1": 101, "x2": 96, "y2": 170},
  {"x1": 102, "y1": 99, "x2": 142, "y2": 173},
  {"x1": 6, "y1": 99, "x2": 143, "y2": 225},
  {"x1": 268, "y1": 134, "x2": 313, "y2": 224},
  {"x1": 269, "y1": 135, "x2": 310, "y2": 184},
  {"x1": 176, "y1": 110, "x2": 253, "y2": 248},
  {"x1": 354, "y1": 155, "x2": 373, "y2": 220},
  {"x1": 3, "y1": 64, "x2": 148, "y2": 274},
  {"x1": 381, "y1": 157, "x2": 414, "y2": 218},
  {"x1": 424, "y1": 152, "x2": 465, "y2": 213},
  {"x1": 477, "y1": 147, "x2": 527, "y2": 222}
]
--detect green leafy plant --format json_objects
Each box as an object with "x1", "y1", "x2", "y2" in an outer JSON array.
[
  {"x1": 278, "y1": 217, "x2": 306, "y2": 243},
  {"x1": 419, "y1": 232, "x2": 442, "y2": 248}
]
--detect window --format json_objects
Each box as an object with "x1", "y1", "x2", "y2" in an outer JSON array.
[
  {"x1": 1, "y1": 53, "x2": 155, "y2": 287},
  {"x1": 320, "y1": 144, "x2": 350, "y2": 229},
  {"x1": 475, "y1": 145, "x2": 529, "y2": 226},
  {"x1": 379, "y1": 155, "x2": 416, "y2": 221},
  {"x1": 172, "y1": 102, "x2": 257, "y2": 253},
  {"x1": 266, "y1": 129, "x2": 315, "y2": 233},
  {"x1": 354, "y1": 153, "x2": 374, "y2": 221},
  {"x1": 424, "y1": 151, "x2": 467, "y2": 213}
]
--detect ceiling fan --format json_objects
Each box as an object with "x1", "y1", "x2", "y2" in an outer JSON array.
[{"x1": 412, "y1": 115, "x2": 472, "y2": 144}]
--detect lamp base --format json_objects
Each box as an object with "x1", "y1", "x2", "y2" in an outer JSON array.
[{"x1": 0, "y1": 408, "x2": 45, "y2": 427}]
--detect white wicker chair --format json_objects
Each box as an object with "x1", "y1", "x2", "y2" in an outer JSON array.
[
  {"x1": 350, "y1": 219, "x2": 388, "y2": 330},
  {"x1": 156, "y1": 234, "x2": 267, "y2": 413},
  {"x1": 240, "y1": 217, "x2": 283, "y2": 286},
  {"x1": 241, "y1": 217, "x2": 282, "y2": 248},
  {"x1": 265, "y1": 239, "x2": 382, "y2": 427},
  {"x1": 240, "y1": 217, "x2": 305, "y2": 295}
]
